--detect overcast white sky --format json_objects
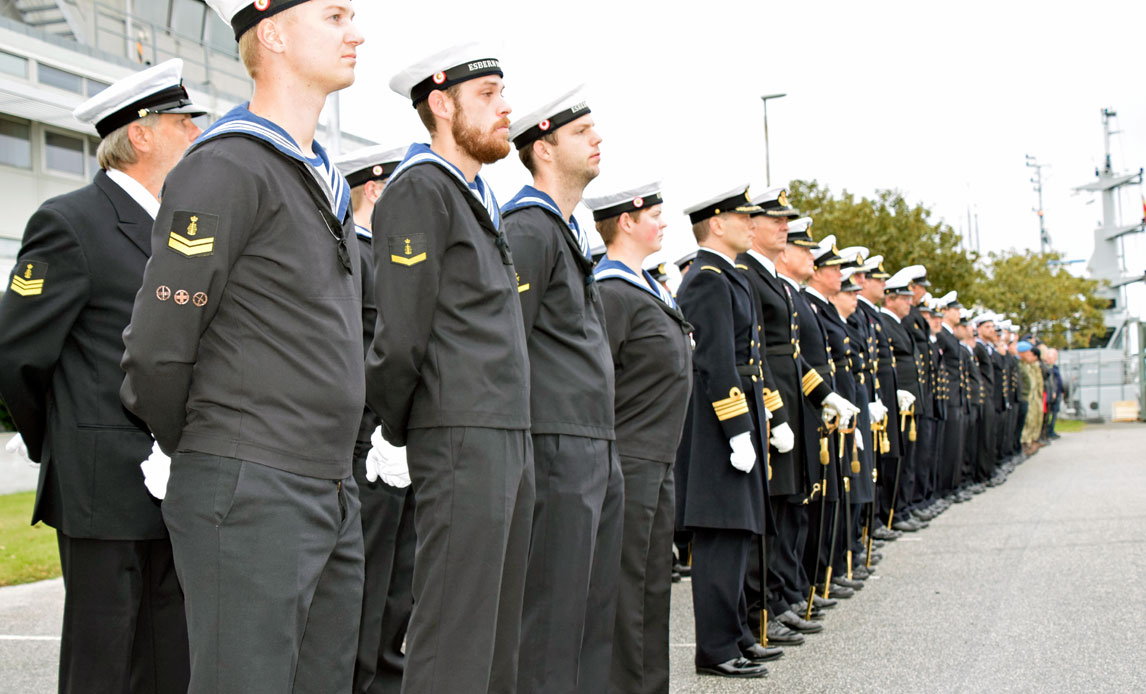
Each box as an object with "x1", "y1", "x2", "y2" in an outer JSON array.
[{"x1": 334, "y1": 0, "x2": 1146, "y2": 297}]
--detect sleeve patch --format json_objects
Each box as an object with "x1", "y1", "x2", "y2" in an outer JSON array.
[
  {"x1": 168, "y1": 211, "x2": 218, "y2": 258},
  {"x1": 389, "y1": 233, "x2": 427, "y2": 266},
  {"x1": 713, "y1": 387, "x2": 750, "y2": 421},
  {"x1": 516, "y1": 272, "x2": 530, "y2": 293},
  {"x1": 9, "y1": 260, "x2": 47, "y2": 296}
]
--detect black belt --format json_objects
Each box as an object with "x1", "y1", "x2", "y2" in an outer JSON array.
[
  {"x1": 737, "y1": 364, "x2": 764, "y2": 379},
  {"x1": 812, "y1": 363, "x2": 833, "y2": 378},
  {"x1": 833, "y1": 357, "x2": 850, "y2": 371},
  {"x1": 765, "y1": 344, "x2": 797, "y2": 357}
]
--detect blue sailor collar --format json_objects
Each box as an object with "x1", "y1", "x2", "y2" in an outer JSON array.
[
  {"x1": 355, "y1": 224, "x2": 372, "y2": 240},
  {"x1": 593, "y1": 255, "x2": 677, "y2": 309},
  {"x1": 503, "y1": 185, "x2": 590, "y2": 259},
  {"x1": 389, "y1": 143, "x2": 501, "y2": 229},
  {"x1": 196, "y1": 103, "x2": 350, "y2": 221}
]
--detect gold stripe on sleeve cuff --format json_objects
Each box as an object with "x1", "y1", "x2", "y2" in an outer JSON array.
[{"x1": 713, "y1": 387, "x2": 749, "y2": 421}]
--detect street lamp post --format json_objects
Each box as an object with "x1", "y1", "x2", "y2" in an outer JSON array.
[{"x1": 761, "y1": 93, "x2": 787, "y2": 187}]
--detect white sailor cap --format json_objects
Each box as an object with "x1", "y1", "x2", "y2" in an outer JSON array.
[
  {"x1": 958, "y1": 307, "x2": 974, "y2": 323},
  {"x1": 998, "y1": 319, "x2": 1014, "y2": 332},
  {"x1": 509, "y1": 85, "x2": 591, "y2": 149},
  {"x1": 584, "y1": 181, "x2": 662, "y2": 222},
  {"x1": 73, "y1": 59, "x2": 204, "y2": 138},
  {"x1": 973, "y1": 311, "x2": 1000, "y2": 326},
  {"x1": 675, "y1": 249, "x2": 699, "y2": 269},
  {"x1": 390, "y1": 42, "x2": 503, "y2": 106},
  {"x1": 749, "y1": 185, "x2": 800, "y2": 218},
  {"x1": 683, "y1": 185, "x2": 761, "y2": 224},
  {"x1": 860, "y1": 254, "x2": 891, "y2": 279},
  {"x1": 900, "y1": 263, "x2": 930, "y2": 287},
  {"x1": 933, "y1": 290, "x2": 960, "y2": 310},
  {"x1": 333, "y1": 144, "x2": 408, "y2": 187},
  {"x1": 812, "y1": 234, "x2": 846, "y2": 267},
  {"x1": 884, "y1": 267, "x2": 915, "y2": 295},
  {"x1": 838, "y1": 246, "x2": 869, "y2": 268},
  {"x1": 206, "y1": 0, "x2": 315, "y2": 40},
  {"x1": 590, "y1": 243, "x2": 607, "y2": 263},
  {"x1": 840, "y1": 267, "x2": 863, "y2": 292},
  {"x1": 786, "y1": 217, "x2": 818, "y2": 247}
]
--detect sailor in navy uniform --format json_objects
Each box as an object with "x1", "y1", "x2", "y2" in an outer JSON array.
[
  {"x1": 585, "y1": 182, "x2": 693, "y2": 694},
  {"x1": 876, "y1": 270, "x2": 920, "y2": 532},
  {"x1": 0, "y1": 58, "x2": 202, "y2": 694},
  {"x1": 675, "y1": 186, "x2": 776, "y2": 679},
  {"x1": 368, "y1": 44, "x2": 534, "y2": 694},
  {"x1": 501, "y1": 86, "x2": 624, "y2": 694},
  {"x1": 335, "y1": 145, "x2": 417, "y2": 694},
  {"x1": 898, "y1": 265, "x2": 937, "y2": 528},
  {"x1": 935, "y1": 292, "x2": 968, "y2": 504}
]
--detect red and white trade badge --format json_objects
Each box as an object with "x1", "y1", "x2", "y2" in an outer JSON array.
[
  {"x1": 539, "y1": 119, "x2": 551, "y2": 131},
  {"x1": 156, "y1": 286, "x2": 171, "y2": 301},
  {"x1": 192, "y1": 292, "x2": 208, "y2": 307},
  {"x1": 174, "y1": 290, "x2": 189, "y2": 305},
  {"x1": 432, "y1": 72, "x2": 446, "y2": 85},
  {"x1": 254, "y1": 0, "x2": 270, "y2": 10},
  {"x1": 633, "y1": 197, "x2": 644, "y2": 208}
]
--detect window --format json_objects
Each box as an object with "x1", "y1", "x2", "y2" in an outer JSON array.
[
  {"x1": 44, "y1": 131, "x2": 85, "y2": 175},
  {"x1": 0, "y1": 119, "x2": 32, "y2": 169},
  {"x1": 88, "y1": 137, "x2": 101, "y2": 175},
  {"x1": 86, "y1": 79, "x2": 110, "y2": 96},
  {"x1": 0, "y1": 50, "x2": 28, "y2": 78},
  {"x1": 133, "y1": 1, "x2": 169, "y2": 26},
  {"x1": 170, "y1": 0, "x2": 205, "y2": 38},
  {"x1": 204, "y1": 11, "x2": 236, "y2": 55},
  {"x1": 39, "y1": 64, "x2": 85, "y2": 94}
]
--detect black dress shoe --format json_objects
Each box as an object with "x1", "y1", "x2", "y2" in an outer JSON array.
[
  {"x1": 892, "y1": 519, "x2": 920, "y2": 532},
  {"x1": 766, "y1": 620, "x2": 806, "y2": 645},
  {"x1": 812, "y1": 594, "x2": 838, "y2": 609},
  {"x1": 742, "y1": 643, "x2": 784, "y2": 662},
  {"x1": 872, "y1": 526, "x2": 900, "y2": 541},
  {"x1": 821, "y1": 583, "x2": 855, "y2": 599},
  {"x1": 850, "y1": 565, "x2": 872, "y2": 580},
  {"x1": 832, "y1": 576, "x2": 864, "y2": 590},
  {"x1": 777, "y1": 609, "x2": 823, "y2": 633},
  {"x1": 673, "y1": 560, "x2": 691, "y2": 577},
  {"x1": 671, "y1": 568, "x2": 681, "y2": 583},
  {"x1": 696, "y1": 657, "x2": 767, "y2": 678}
]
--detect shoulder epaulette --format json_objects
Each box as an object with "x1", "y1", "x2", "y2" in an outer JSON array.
[{"x1": 700, "y1": 265, "x2": 722, "y2": 274}]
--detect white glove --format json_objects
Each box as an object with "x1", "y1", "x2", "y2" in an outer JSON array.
[
  {"x1": 855, "y1": 431, "x2": 865, "y2": 451},
  {"x1": 5, "y1": 433, "x2": 35, "y2": 467},
  {"x1": 765, "y1": 407, "x2": 773, "y2": 421},
  {"x1": 367, "y1": 426, "x2": 410, "y2": 488},
  {"x1": 868, "y1": 401, "x2": 888, "y2": 422},
  {"x1": 769, "y1": 422, "x2": 794, "y2": 453},
  {"x1": 729, "y1": 432, "x2": 756, "y2": 473},
  {"x1": 140, "y1": 440, "x2": 171, "y2": 500},
  {"x1": 822, "y1": 392, "x2": 860, "y2": 427},
  {"x1": 896, "y1": 390, "x2": 916, "y2": 411}
]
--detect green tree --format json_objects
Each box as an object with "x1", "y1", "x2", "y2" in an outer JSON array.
[{"x1": 789, "y1": 180, "x2": 983, "y2": 296}]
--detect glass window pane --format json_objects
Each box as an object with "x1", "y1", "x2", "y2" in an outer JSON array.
[
  {"x1": 0, "y1": 50, "x2": 28, "y2": 78},
  {"x1": 86, "y1": 79, "x2": 110, "y2": 96},
  {"x1": 39, "y1": 64, "x2": 85, "y2": 93},
  {"x1": 45, "y1": 131, "x2": 85, "y2": 174},
  {"x1": 204, "y1": 12, "x2": 236, "y2": 55},
  {"x1": 133, "y1": 1, "x2": 169, "y2": 25},
  {"x1": 170, "y1": 0, "x2": 205, "y2": 38},
  {"x1": 88, "y1": 138, "x2": 101, "y2": 176},
  {"x1": 0, "y1": 119, "x2": 32, "y2": 169}
]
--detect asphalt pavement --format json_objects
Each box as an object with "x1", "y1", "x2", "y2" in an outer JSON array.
[{"x1": 2, "y1": 423, "x2": 1144, "y2": 693}]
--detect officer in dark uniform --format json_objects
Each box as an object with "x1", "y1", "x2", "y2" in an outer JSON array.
[
  {"x1": 585, "y1": 182, "x2": 693, "y2": 694},
  {"x1": 913, "y1": 295, "x2": 947, "y2": 520},
  {"x1": 675, "y1": 185, "x2": 774, "y2": 678},
  {"x1": 957, "y1": 315, "x2": 984, "y2": 494},
  {"x1": 935, "y1": 292, "x2": 968, "y2": 504},
  {"x1": 121, "y1": 3, "x2": 366, "y2": 691},
  {"x1": 973, "y1": 313, "x2": 1001, "y2": 485},
  {"x1": 370, "y1": 45, "x2": 534, "y2": 694},
  {"x1": 901, "y1": 266, "x2": 938, "y2": 524},
  {"x1": 878, "y1": 270, "x2": 921, "y2": 531},
  {"x1": 335, "y1": 145, "x2": 417, "y2": 694},
  {"x1": 500, "y1": 87, "x2": 624, "y2": 694},
  {"x1": 0, "y1": 60, "x2": 202, "y2": 694}
]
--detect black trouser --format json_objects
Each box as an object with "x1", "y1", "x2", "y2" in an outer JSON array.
[
  {"x1": 960, "y1": 407, "x2": 980, "y2": 488},
  {"x1": 610, "y1": 457, "x2": 674, "y2": 694},
  {"x1": 353, "y1": 453, "x2": 417, "y2": 694},
  {"x1": 976, "y1": 406, "x2": 998, "y2": 482},
  {"x1": 909, "y1": 416, "x2": 936, "y2": 510},
  {"x1": 163, "y1": 452, "x2": 363, "y2": 694},
  {"x1": 1014, "y1": 403, "x2": 1028, "y2": 453},
  {"x1": 878, "y1": 454, "x2": 902, "y2": 525},
  {"x1": 767, "y1": 497, "x2": 809, "y2": 609},
  {"x1": 939, "y1": 408, "x2": 965, "y2": 498},
  {"x1": 55, "y1": 532, "x2": 189, "y2": 694},
  {"x1": 404, "y1": 427, "x2": 534, "y2": 694},
  {"x1": 518, "y1": 435, "x2": 624, "y2": 694},
  {"x1": 690, "y1": 529, "x2": 757, "y2": 667}
]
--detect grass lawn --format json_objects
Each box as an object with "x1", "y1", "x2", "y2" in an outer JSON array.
[
  {"x1": 1054, "y1": 419, "x2": 1086, "y2": 434},
  {"x1": 0, "y1": 491, "x2": 60, "y2": 587}
]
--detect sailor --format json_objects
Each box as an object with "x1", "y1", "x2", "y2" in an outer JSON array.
[
  {"x1": 675, "y1": 185, "x2": 776, "y2": 678},
  {"x1": 797, "y1": 234, "x2": 862, "y2": 599},
  {"x1": 878, "y1": 269, "x2": 921, "y2": 532},
  {"x1": 585, "y1": 182, "x2": 693, "y2": 694},
  {"x1": 900, "y1": 265, "x2": 938, "y2": 525},
  {"x1": 120, "y1": 2, "x2": 366, "y2": 691},
  {"x1": 334, "y1": 144, "x2": 417, "y2": 694},
  {"x1": 913, "y1": 295, "x2": 947, "y2": 521},
  {"x1": 501, "y1": 85, "x2": 623, "y2": 694},
  {"x1": 972, "y1": 312, "x2": 1002, "y2": 486},
  {"x1": 934, "y1": 291, "x2": 968, "y2": 504},
  {"x1": 957, "y1": 312, "x2": 986, "y2": 492},
  {"x1": 736, "y1": 188, "x2": 826, "y2": 639},
  {"x1": 0, "y1": 58, "x2": 201, "y2": 694},
  {"x1": 369, "y1": 44, "x2": 534, "y2": 694}
]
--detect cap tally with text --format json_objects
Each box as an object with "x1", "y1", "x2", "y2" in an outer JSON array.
[
  {"x1": 900, "y1": 264, "x2": 930, "y2": 287},
  {"x1": 812, "y1": 234, "x2": 846, "y2": 267},
  {"x1": 73, "y1": 59, "x2": 205, "y2": 138},
  {"x1": 840, "y1": 267, "x2": 863, "y2": 292},
  {"x1": 333, "y1": 144, "x2": 408, "y2": 188},
  {"x1": 786, "y1": 217, "x2": 818, "y2": 247},
  {"x1": 510, "y1": 85, "x2": 591, "y2": 149},
  {"x1": 390, "y1": 43, "x2": 502, "y2": 106},
  {"x1": 750, "y1": 186, "x2": 801, "y2": 218},
  {"x1": 206, "y1": 0, "x2": 313, "y2": 40},
  {"x1": 884, "y1": 267, "x2": 914, "y2": 295},
  {"x1": 683, "y1": 185, "x2": 761, "y2": 224},
  {"x1": 584, "y1": 181, "x2": 662, "y2": 222}
]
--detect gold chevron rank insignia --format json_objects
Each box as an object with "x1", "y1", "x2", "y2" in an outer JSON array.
[
  {"x1": 389, "y1": 234, "x2": 427, "y2": 267},
  {"x1": 167, "y1": 211, "x2": 217, "y2": 258},
  {"x1": 713, "y1": 387, "x2": 749, "y2": 421},
  {"x1": 9, "y1": 260, "x2": 47, "y2": 296}
]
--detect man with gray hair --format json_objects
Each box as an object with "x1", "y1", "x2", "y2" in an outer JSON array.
[{"x1": 0, "y1": 58, "x2": 202, "y2": 693}]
